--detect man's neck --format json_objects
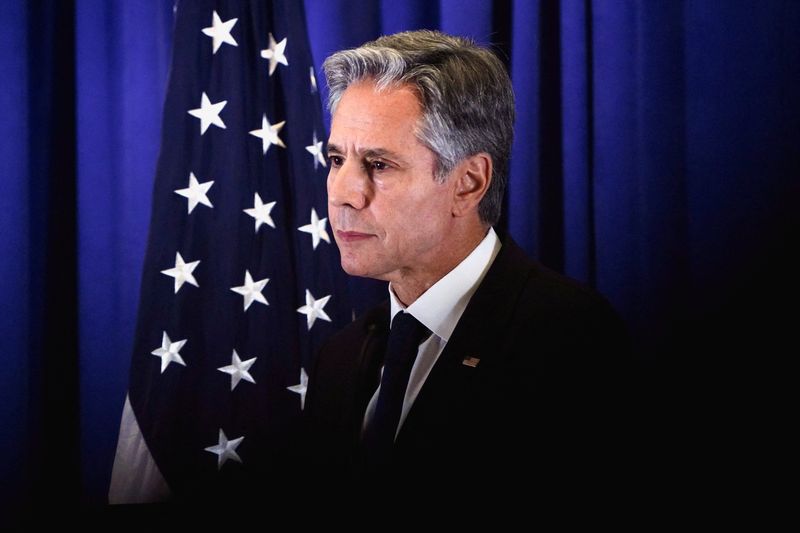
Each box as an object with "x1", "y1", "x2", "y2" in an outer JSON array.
[{"x1": 390, "y1": 225, "x2": 489, "y2": 306}]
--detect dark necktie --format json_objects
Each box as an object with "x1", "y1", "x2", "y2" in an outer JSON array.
[{"x1": 361, "y1": 311, "x2": 429, "y2": 468}]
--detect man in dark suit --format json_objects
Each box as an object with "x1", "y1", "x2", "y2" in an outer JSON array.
[{"x1": 304, "y1": 30, "x2": 633, "y2": 492}]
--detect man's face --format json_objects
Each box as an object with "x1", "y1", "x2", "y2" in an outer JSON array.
[{"x1": 326, "y1": 80, "x2": 457, "y2": 284}]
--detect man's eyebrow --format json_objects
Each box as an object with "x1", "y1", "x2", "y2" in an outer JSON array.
[
  {"x1": 326, "y1": 144, "x2": 408, "y2": 165},
  {"x1": 362, "y1": 148, "x2": 405, "y2": 163}
]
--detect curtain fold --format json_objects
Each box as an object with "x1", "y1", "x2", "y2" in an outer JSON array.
[
  {"x1": 0, "y1": 0, "x2": 31, "y2": 519},
  {"x1": 76, "y1": 0, "x2": 174, "y2": 505},
  {"x1": 1, "y1": 0, "x2": 81, "y2": 521}
]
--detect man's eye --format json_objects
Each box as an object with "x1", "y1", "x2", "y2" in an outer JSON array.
[
  {"x1": 328, "y1": 155, "x2": 343, "y2": 167},
  {"x1": 370, "y1": 160, "x2": 388, "y2": 171}
]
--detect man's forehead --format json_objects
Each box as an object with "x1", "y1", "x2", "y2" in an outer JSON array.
[
  {"x1": 327, "y1": 82, "x2": 423, "y2": 157},
  {"x1": 334, "y1": 79, "x2": 422, "y2": 117}
]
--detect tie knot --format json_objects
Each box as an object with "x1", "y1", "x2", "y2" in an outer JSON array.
[{"x1": 384, "y1": 312, "x2": 429, "y2": 368}]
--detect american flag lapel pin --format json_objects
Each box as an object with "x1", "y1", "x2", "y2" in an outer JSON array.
[{"x1": 462, "y1": 356, "x2": 480, "y2": 368}]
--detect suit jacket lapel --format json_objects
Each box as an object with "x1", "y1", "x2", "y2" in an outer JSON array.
[
  {"x1": 397, "y1": 237, "x2": 532, "y2": 441},
  {"x1": 351, "y1": 302, "x2": 390, "y2": 415}
]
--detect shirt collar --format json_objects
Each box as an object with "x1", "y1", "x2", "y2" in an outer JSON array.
[{"x1": 388, "y1": 227, "x2": 501, "y2": 342}]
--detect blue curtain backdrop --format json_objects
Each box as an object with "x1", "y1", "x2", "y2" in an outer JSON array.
[{"x1": 1, "y1": 0, "x2": 798, "y2": 518}]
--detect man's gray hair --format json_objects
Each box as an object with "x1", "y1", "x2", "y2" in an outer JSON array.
[{"x1": 322, "y1": 30, "x2": 515, "y2": 226}]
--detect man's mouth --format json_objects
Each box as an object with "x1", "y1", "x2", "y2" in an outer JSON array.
[{"x1": 335, "y1": 230, "x2": 374, "y2": 242}]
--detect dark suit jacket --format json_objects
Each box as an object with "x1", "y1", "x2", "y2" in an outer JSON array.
[{"x1": 304, "y1": 235, "x2": 634, "y2": 493}]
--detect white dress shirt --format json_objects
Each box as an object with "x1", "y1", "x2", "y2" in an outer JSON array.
[{"x1": 362, "y1": 227, "x2": 502, "y2": 439}]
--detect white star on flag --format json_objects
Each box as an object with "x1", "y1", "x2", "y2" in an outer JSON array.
[
  {"x1": 161, "y1": 252, "x2": 200, "y2": 293},
  {"x1": 201, "y1": 10, "x2": 238, "y2": 54},
  {"x1": 188, "y1": 92, "x2": 227, "y2": 135},
  {"x1": 249, "y1": 114, "x2": 286, "y2": 154},
  {"x1": 204, "y1": 429, "x2": 244, "y2": 470},
  {"x1": 151, "y1": 331, "x2": 187, "y2": 374},
  {"x1": 174, "y1": 172, "x2": 214, "y2": 213},
  {"x1": 217, "y1": 350, "x2": 257, "y2": 391},
  {"x1": 297, "y1": 289, "x2": 331, "y2": 330},
  {"x1": 305, "y1": 132, "x2": 326, "y2": 170},
  {"x1": 309, "y1": 66, "x2": 317, "y2": 92},
  {"x1": 243, "y1": 192, "x2": 276, "y2": 231},
  {"x1": 298, "y1": 208, "x2": 330, "y2": 249},
  {"x1": 230, "y1": 270, "x2": 269, "y2": 311},
  {"x1": 260, "y1": 33, "x2": 288, "y2": 75},
  {"x1": 287, "y1": 368, "x2": 309, "y2": 410}
]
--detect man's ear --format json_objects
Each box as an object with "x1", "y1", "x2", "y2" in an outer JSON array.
[{"x1": 452, "y1": 153, "x2": 492, "y2": 217}]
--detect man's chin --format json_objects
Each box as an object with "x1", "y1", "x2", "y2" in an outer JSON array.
[
  {"x1": 339, "y1": 260, "x2": 387, "y2": 281},
  {"x1": 340, "y1": 261, "x2": 368, "y2": 278}
]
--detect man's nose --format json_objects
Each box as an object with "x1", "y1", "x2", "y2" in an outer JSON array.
[{"x1": 327, "y1": 159, "x2": 367, "y2": 210}]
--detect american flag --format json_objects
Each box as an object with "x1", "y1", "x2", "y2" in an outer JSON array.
[{"x1": 117, "y1": 0, "x2": 349, "y2": 498}]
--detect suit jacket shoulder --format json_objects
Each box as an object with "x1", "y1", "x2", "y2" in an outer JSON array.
[{"x1": 303, "y1": 302, "x2": 390, "y2": 477}]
